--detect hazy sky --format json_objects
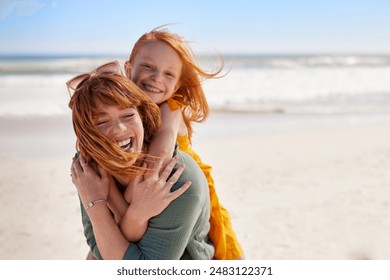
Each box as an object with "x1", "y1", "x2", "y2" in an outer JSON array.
[{"x1": 1, "y1": 0, "x2": 390, "y2": 55}]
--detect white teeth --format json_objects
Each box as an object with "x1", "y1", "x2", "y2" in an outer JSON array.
[
  {"x1": 144, "y1": 84, "x2": 162, "y2": 93},
  {"x1": 118, "y1": 138, "x2": 131, "y2": 151},
  {"x1": 118, "y1": 138, "x2": 130, "y2": 147}
]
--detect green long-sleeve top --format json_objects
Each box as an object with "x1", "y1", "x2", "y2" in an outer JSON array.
[{"x1": 80, "y1": 148, "x2": 214, "y2": 259}]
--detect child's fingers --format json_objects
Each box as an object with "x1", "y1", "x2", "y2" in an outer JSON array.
[
  {"x1": 163, "y1": 163, "x2": 184, "y2": 187},
  {"x1": 159, "y1": 156, "x2": 180, "y2": 183},
  {"x1": 134, "y1": 162, "x2": 147, "y2": 184},
  {"x1": 145, "y1": 153, "x2": 166, "y2": 179},
  {"x1": 168, "y1": 181, "x2": 191, "y2": 201}
]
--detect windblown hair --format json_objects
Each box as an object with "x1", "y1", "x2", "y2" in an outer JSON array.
[
  {"x1": 68, "y1": 73, "x2": 161, "y2": 177},
  {"x1": 125, "y1": 26, "x2": 224, "y2": 140}
]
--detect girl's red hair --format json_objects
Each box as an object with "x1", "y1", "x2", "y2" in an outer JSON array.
[{"x1": 125, "y1": 26, "x2": 224, "y2": 140}]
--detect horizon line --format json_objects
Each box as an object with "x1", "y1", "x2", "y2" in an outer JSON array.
[{"x1": 1, "y1": 51, "x2": 390, "y2": 58}]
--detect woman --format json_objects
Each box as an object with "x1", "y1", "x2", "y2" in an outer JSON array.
[{"x1": 67, "y1": 61, "x2": 213, "y2": 259}]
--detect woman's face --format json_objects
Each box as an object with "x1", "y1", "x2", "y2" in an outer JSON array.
[
  {"x1": 130, "y1": 40, "x2": 183, "y2": 104},
  {"x1": 94, "y1": 101, "x2": 144, "y2": 154}
]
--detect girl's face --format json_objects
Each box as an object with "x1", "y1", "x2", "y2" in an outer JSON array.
[
  {"x1": 94, "y1": 101, "x2": 144, "y2": 155},
  {"x1": 130, "y1": 41, "x2": 183, "y2": 104}
]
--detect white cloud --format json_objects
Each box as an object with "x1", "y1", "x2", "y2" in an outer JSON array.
[{"x1": 0, "y1": 0, "x2": 45, "y2": 19}]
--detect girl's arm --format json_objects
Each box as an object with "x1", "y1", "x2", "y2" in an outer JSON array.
[
  {"x1": 122, "y1": 151, "x2": 212, "y2": 260},
  {"x1": 119, "y1": 155, "x2": 190, "y2": 242},
  {"x1": 118, "y1": 102, "x2": 183, "y2": 242},
  {"x1": 147, "y1": 102, "x2": 182, "y2": 168}
]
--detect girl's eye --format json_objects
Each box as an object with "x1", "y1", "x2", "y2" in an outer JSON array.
[{"x1": 142, "y1": 64, "x2": 153, "y2": 69}]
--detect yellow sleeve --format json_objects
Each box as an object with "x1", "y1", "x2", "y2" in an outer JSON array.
[{"x1": 166, "y1": 95, "x2": 183, "y2": 111}]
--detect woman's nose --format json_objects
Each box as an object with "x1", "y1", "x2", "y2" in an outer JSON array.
[{"x1": 111, "y1": 120, "x2": 127, "y2": 134}]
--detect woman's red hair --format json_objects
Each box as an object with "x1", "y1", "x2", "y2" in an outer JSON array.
[{"x1": 68, "y1": 73, "x2": 161, "y2": 177}]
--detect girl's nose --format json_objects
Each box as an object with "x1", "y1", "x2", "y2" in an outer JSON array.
[{"x1": 151, "y1": 70, "x2": 163, "y2": 83}]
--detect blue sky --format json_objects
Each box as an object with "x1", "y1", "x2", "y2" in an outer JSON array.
[{"x1": 1, "y1": 0, "x2": 390, "y2": 55}]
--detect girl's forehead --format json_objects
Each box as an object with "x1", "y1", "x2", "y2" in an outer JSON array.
[
  {"x1": 140, "y1": 40, "x2": 174, "y2": 54},
  {"x1": 137, "y1": 41, "x2": 183, "y2": 69}
]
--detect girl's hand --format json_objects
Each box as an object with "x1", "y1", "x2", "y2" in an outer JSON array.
[
  {"x1": 124, "y1": 153, "x2": 191, "y2": 223},
  {"x1": 71, "y1": 154, "x2": 110, "y2": 209}
]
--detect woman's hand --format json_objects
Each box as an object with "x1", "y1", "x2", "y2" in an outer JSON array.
[
  {"x1": 120, "y1": 153, "x2": 191, "y2": 241},
  {"x1": 71, "y1": 154, "x2": 110, "y2": 209}
]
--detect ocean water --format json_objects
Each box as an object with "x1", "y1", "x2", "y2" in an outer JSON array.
[{"x1": 1, "y1": 54, "x2": 390, "y2": 116}]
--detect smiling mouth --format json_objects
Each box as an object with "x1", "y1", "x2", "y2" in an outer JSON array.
[
  {"x1": 143, "y1": 83, "x2": 162, "y2": 94},
  {"x1": 118, "y1": 138, "x2": 132, "y2": 152}
]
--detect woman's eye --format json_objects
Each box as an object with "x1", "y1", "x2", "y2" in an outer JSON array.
[
  {"x1": 96, "y1": 120, "x2": 108, "y2": 126},
  {"x1": 123, "y1": 114, "x2": 135, "y2": 120}
]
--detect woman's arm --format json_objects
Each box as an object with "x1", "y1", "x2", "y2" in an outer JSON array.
[
  {"x1": 73, "y1": 154, "x2": 191, "y2": 259},
  {"x1": 106, "y1": 176, "x2": 128, "y2": 223},
  {"x1": 84, "y1": 201, "x2": 130, "y2": 259},
  {"x1": 72, "y1": 156, "x2": 129, "y2": 259}
]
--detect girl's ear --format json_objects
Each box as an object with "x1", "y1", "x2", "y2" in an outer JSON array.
[{"x1": 124, "y1": 60, "x2": 132, "y2": 79}]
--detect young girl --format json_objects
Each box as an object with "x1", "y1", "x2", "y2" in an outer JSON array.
[{"x1": 124, "y1": 27, "x2": 244, "y2": 260}]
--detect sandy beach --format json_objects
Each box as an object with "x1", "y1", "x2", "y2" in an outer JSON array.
[{"x1": 1, "y1": 112, "x2": 390, "y2": 260}]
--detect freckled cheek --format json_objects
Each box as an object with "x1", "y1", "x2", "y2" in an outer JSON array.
[{"x1": 97, "y1": 126, "x2": 110, "y2": 138}]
